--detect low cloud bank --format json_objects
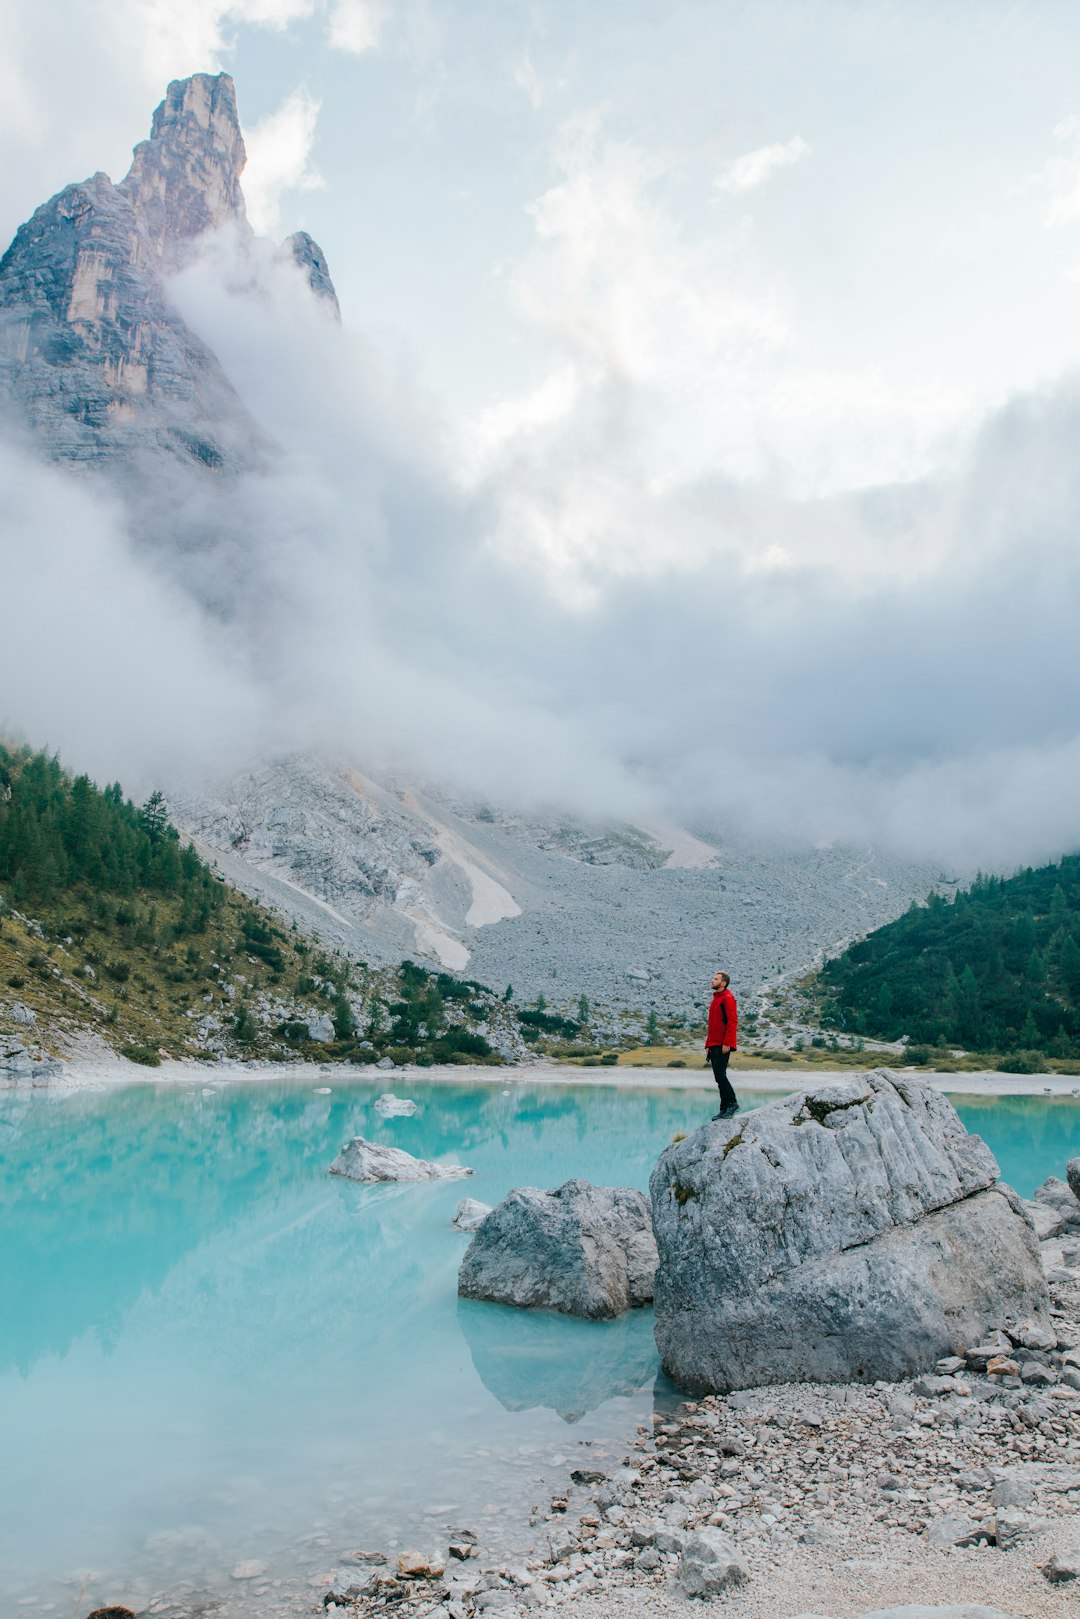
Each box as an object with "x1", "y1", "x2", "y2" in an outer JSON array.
[{"x1": 4, "y1": 227, "x2": 1080, "y2": 872}]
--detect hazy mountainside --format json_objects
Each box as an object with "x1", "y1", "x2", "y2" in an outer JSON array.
[
  {"x1": 0, "y1": 69, "x2": 945, "y2": 1011},
  {"x1": 815, "y1": 853, "x2": 1080, "y2": 1057},
  {"x1": 172, "y1": 754, "x2": 945, "y2": 1019},
  {"x1": 0, "y1": 745, "x2": 524, "y2": 1068}
]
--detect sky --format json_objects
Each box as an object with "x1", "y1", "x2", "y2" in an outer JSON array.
[{"x1": 4, "y1": 0, "x2": 1080, "y2": 868}]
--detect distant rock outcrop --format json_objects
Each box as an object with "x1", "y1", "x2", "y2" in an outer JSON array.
[
  {"x1": 283, "y1": 230, "x2": 340, "y2": 318},
  {"x1": 457, "y1": 1178, "x2": 658, "y2": 1319},
  {"x1": 650, "y1": 1070, "x2": 1050, "y2": 1393}
]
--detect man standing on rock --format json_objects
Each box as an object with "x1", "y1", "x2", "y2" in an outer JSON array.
[{"x1": 705, "y1": 970, "x2": 739, "y2": 1119}]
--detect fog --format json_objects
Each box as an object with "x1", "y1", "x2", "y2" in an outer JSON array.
[{"x1": 3, "y1": 221, "x2": 1080, "y2": 872}]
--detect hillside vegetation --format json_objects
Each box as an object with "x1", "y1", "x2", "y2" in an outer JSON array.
[
  {"x1": 0, "y1": 744, "x2": 518, "y2": 1067},
  {"x1": 816, "y1": 854, "x2": 1080, "y2": 1064}
]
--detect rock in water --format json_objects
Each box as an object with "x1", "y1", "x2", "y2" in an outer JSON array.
[
  {"x1": 329, "y1": 1137, "x2": 473, "y2": 1182},
  {"x1": 452, "y1": 1197, "x2": 492, "y2": 1231},
  {"x1": 457, "y1": 1179, "x2": 658, "y2": 1319},
  {"x1": 650, "y1": 1069, "x2": 1049, "y2": 1394},
  {"x1": 374, "y1": 1093, "x2": 418, "y2": 1115}
]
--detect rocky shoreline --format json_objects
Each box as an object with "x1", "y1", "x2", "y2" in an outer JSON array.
[
  {"x1": 320, "y1": 1126, "x2": 1080, "y2": 1619},
  {"x1": 325, "y1": 1205, "x2": 1080, "y2": 1619}
]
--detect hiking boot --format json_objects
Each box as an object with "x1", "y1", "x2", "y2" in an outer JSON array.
[{"x1": 718, "y1": 1104, "x2": 740, "y2": 1119}]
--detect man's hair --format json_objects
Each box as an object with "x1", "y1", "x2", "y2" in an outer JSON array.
[{"x1": 715, "y1": 971, "x2": 730, "y2": 987}]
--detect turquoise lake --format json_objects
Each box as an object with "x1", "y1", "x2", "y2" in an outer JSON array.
[{"x1": 2, "y1": 1077, "x2": 1079, "y2": 1616}]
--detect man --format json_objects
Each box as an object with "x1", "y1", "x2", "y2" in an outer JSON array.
[{"x1": 705, "y1": 970, "x2": 739, "y2": 1119}]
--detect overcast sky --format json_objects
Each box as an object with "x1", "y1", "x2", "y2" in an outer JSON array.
[{"x1": 4, "y1": 1, "x2": 1080, "y2": 866}]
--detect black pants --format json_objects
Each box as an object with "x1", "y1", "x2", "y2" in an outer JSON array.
[{"x1": 708, "y1": 1046, "x2": 738, "y2": 1111}]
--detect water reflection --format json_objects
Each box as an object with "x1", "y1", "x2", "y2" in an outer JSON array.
[{"x1": 457, "y1": 1296, "x2": 657, "y2": 1423}]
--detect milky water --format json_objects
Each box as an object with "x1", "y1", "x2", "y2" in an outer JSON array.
[{"x1": 2, "y1": 1077, "x2": 1078, "y2": 1617}]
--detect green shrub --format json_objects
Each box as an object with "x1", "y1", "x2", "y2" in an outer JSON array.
[
  {"x1": 667, "y1": 1059, "x2": 686, "y2": 1068},
  {"x1": 121, "y1": 1043, "x2": 161, "y2": 1067},
  {"x1": 996, "y1": 1049, "x2": 1047, "y2": 1074},
  {"x1": 904, "y1": 1045, "x2": 932, "y2": 1066},
  {"x1": 600, "y1": 1052, "x2": 619, "y2": 1065}
]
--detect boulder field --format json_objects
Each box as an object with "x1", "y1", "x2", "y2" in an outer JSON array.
[{"x1": 650, "y1": 1069, "x2": 1049, "y2": 1393}]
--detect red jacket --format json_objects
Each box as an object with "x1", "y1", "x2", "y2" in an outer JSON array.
[{"x1": 706, "y1": 988, "x2": 738, "y2": 1050}]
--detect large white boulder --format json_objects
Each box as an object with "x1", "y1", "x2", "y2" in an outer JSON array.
[
  {"x1": 329, "y1": 1137, "x2": 473, "y2": 1182},
  {"x1": 457, "y1": 1178, "x2": 658, "y2": 1319},
  {"x1": 650, "y1": 1070, "x2": 1049, "y2": 1394}
]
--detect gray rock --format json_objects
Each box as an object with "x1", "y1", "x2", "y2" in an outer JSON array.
[
  {"x1": 1042, "y1": 1545, "x2": 1080, "y2": 1582},
  {"x1": 1067, "y1": 1158, "x2": 1080, "y2": 1203},
  {"x1": 457, "y1": 1179, "x2": 658, "y2": 1320},
  {"x1": 994, "y1": 1508, "x2": 1048, "y2": 1549},
  {"x1": 925, "y1": 1514, "x2": 987, "y2": 1547},
  {"x1": 452, "y1": 1198, "x2": 492, "y2": 1232},
  {"x1": 992, "y1": 1478, "x2": 1036, "y2": 1509},
  {"x1": 676, "y1": 1528, "x2": 748, "y2": 1597},
  {"x1": 1021, "y1": 1200, "x2": 1065, "y2": 1241},
  {"x1": 307, "y1": 1012, "x2": 336, "y2": 1043},
  {"x1": 651, "y1": 1071, "x2": 1049, "y2": 1394},
  {"x1": 9, "y1": 1003, "x2": 35, "y2": 1025},
  {"x1": 1033, "y1": 1176, "x2": 1080, "y2": 1232},
  {"x1": 376, "y1": 1056, "x2": 395, "y2": 1070},
  {"x1": 329, "y1": 1137, "x2": 473, "y2": 1182}
]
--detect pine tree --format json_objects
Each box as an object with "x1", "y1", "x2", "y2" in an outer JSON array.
[
  {"x1": 1019, "y1": 1009, "x2": 1041, "y2": 1049},
  {"x1": 140, "y1": 790, "x2": 169, "y2": 844},
  {"x1": 646, "y1": 1009, "x2": 660, "y2": 1044},
  {"x1": 578, "y1": 994, "x2": 590, "y2": 1024},
  {"x1": 1025, "y1": 948, "x2": 1046, "y2": 983}
]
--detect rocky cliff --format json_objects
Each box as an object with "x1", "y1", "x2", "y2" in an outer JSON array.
[{"x1": 0, "y1": 71, "x2": 334, "y2": 476}]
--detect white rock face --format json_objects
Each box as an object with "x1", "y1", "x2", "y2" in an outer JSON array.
[
  {"x1": 457, "y1": 1179, "x2": 658, "y2": 1320},
  {"x1": 328, "y1": 1136, "x2": 473, "y2": 1182},
  {"x1": 651, "y1": 1070, "x2": 1050, "y2": 1393},
  {"x1": 306, "y1": 1012, "x2": 335, "y2": 1043}
]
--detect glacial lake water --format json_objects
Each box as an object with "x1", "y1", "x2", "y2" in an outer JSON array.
[{"x1": 2, "y1": 1076, "x2": 1079, "y2": 1617}]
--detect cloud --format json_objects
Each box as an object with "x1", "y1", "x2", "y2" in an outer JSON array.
[
  {"x1": 714, "y1": 134, "x2": 809, "y2": 195},
  {"x1": 511, "y1": 54, "x2": 544, "y2": 111},
  {"x1": 241, "y1": 85, "x2": 324, "y2": 236},
  {"x1": 326, "y1": 0, "x2": 383, "y2": 55},
  {"x1": 127, "y1": 1, "x2": 316, "y2": 84}
]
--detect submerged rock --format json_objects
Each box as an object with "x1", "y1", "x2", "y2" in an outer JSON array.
[
  {"x1": 650, "y1": 1069, "x2": 1049, "y2": 1394},
  {"x1": 452, "y1": 1197, "x2": 492, "y2": 1231},
  {"x1": 329, "y1": 1137, "x2": 473, "y2": 1182},
  {"x1": 457, "y1": 1179, "x2": 658, "y2": 1319}
]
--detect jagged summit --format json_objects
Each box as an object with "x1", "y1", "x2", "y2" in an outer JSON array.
[
  {"x1": 0, "y1": 71, "x2": 336, "y2": 477},
  {"x1": 119, "y1": 73, "x2": 250, "y2": 266}
]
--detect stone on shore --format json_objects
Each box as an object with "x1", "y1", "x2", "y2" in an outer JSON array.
[
  {"x1": 676, "y1": 1526, "x2": 748, "y2": 1596},
  {"x1": 452, "y1": 1197, "x2": 492, "y2": 1231},
  {"x1": 1033, "y1": 1175, "x2": 1080, "y2": 1233},
  {"x1": 457, "y1": 1179, "x2": 658, "y2": 1319},
  {"x1": 650, "y1": 1069, "x2": 1049, "y2": 1393},
  {"x1": 1067, "y1": 1157, "x2": 1080, "y2": 1201},
  {"x1": 329, "y1": 1137, "x2": 473, "y2": 1182}
]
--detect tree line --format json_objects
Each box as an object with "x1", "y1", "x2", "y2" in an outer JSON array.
[
  {"x1": 0, "y1": 743, "x2": 224, "y2": 930},
  {"x1": 817, "y1": 855, "x2": 1080, "y2": 1055}
]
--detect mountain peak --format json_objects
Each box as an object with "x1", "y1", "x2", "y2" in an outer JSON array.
[{"x1": 119, "y1": 72, "x2": 249, "y2": 264}]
